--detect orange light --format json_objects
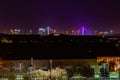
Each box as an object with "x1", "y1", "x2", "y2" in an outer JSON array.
[{"x1": 53, "y1": 30, "x2": 57, "y2": 33}]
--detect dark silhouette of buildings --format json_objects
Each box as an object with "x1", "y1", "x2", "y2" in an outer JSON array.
[{"x1": 0, "y1": 33, "x2": 119, "y2": 60}]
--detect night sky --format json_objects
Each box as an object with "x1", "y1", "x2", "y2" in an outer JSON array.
[{"x1": 0, "y1": 0, "x2": 120, "y2": 33}]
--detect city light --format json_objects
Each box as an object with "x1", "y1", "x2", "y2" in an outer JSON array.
[
  {"x1": 81, "y1": 26, "x2": 85, "y2": 35},
  {"x1": 38, "y1": 28, "x2": 46, "y2": 35}
]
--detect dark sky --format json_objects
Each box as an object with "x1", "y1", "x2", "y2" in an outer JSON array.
[{"x1": 0, "y1": 0, "x2": 120, "y2": 33}]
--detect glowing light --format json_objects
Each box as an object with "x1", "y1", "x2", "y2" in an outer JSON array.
[
  {"x1": 95, "y1": 30, "x2": 97, "y2": 35},
  {"x1": 39, "y1": 28, "x2": 46, "y2": 31},
  {"x1": 77, "y1": 29, "x2": 80, "y2": 35},
  {"x1": 110, "y1": 30, "x2": 113, "y2": 34},
  {"x1": 10, "y1": 29, "x2": 14, "y2": 34},
  {"x1": 29, "y1": 29, "x2": 32, "y2": 34},
  {"x1": 72, "y1": 29, "x2": 74, "y2": 35},
  {"x1": 38, "y1": 28, "x2": 46, "y2": 35},
  {"x1": 80, "y1": 26, "x2": 94, "y2": 35},
  {"x1": 53, "y1": 33, "x2": 60, "y2": 36},
  {"x1": 53, "y1": 29, "x2": 57, "y2": 33},
  {"x1": 46, "y1": 26, "x2": 50, "y2": 35},
  {"x1": 65, "y1": 30, "x2": 69, "y2": 35},
  {"x1": 82, "y1": 26, "x2": 85, "y2": 35}
]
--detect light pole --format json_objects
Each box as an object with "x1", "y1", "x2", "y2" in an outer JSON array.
[
  {"x1": 29, "y1": 65, "x2": 33, "y2": 80},
  {"x1": 46, "y1": 26, "x2": 50, "y2": 35},
  {"x1": 118, "y1": 64, "x2": 120, "y2": 80},
  {"x1": 49, "y1": 59, "x2": 52, "y2": 80},
  {"x1": 119, "y1": 68, "x2": 120, "y2": 80},
  {"x1": 19, "y1": 61, "x2": 22, "y2": 80},
  {"x1": 102, "y1": 62, "x2": 107, "y2": 80}
]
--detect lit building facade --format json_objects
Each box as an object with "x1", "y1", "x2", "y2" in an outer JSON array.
[{"x1": 97, "y1": 57, "x2": 120, "y2": 71}]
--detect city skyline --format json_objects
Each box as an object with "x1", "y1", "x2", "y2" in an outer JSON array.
[{"x1": 0, "y1": 0, "x2": 120, "y2": 33}]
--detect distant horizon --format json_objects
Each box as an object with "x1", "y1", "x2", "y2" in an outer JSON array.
[
  {"x1": 0, "y1": 0, "x2": 120, "y2": 33},
  {"x1": 0, "y1": 24, "x2": 119, "y2": 34}
]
